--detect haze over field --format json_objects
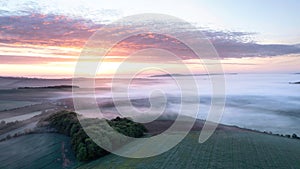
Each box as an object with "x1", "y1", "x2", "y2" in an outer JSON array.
[{"x1": 1, "y1": 73, "x2": 299, "y2": 135}]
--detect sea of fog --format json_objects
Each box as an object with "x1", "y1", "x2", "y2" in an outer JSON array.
[
  {"x1": 93, "y1": 73, "x2": 300, "y2": 135},
  {"x1": 0, "y1": 73, "x2": 299, "y2": 135}
]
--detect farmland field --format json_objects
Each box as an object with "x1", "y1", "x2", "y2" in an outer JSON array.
[
  {"x1": 0, "y1": 100, "x2": 38, "y2": 111},
  {"x1": 1, "y1": 111, "x2": 42, "y2": 123},
  {"x1": 78, "y1": 130, "x2": 300, "y2": 169},
  {"x1": 0, "y1": 133, "x2": 78, "y2": 169},
  {"x1": 0, "y1": 120, "x2": 300, "y2": 168}
]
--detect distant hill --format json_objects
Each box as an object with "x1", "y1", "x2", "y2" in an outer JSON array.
[
  {"x1": 17, "y1": 85, "x2": 79, "y2": 89},
  {"x1": 151, "y1": 73, "x2": 237, "y2": 77},
  {"x1": 0, "y1": 76, "x2": 70, "y2": 80},
  {"x1": 289, "y1": 81, "x2": 300, "y2": 84}
]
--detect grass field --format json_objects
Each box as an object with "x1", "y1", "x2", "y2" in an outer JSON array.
[
  {"x1": 1, "y1": 124, "x2": 300, "y2": 169},
  {"x1": 1, "y1": 111, "x2": 42, "y2": 123},
  {"x1": 0, "y1": 133, "x2": 78, "y2": 169},
  {"x1": 78, "y1": 130, "x2": 300, "y2": 169},
  {"x1": 0, "y1": 100, "x2": 37, "y2": 111}
]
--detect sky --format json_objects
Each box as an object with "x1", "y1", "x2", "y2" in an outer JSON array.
[{"x1": 0, "y1": 0, "x2": 300, "y2": 77}]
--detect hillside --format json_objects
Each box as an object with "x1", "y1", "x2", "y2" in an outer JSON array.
[
  {"x1": 0, "y1": 133, "x2": 78, "y2": 169},
  {"x1": 1, "y1": 114, "x2": 300, "y2": 168},
  {"x1": 78, "y1": 128, "x2": 300, "y2": 169}
]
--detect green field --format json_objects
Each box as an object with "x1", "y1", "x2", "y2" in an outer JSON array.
[
  {"x1": 1, "y1": 128, "x2": 300, "y2": 169},
  {"x1": 0, "y1": 100, "x2": 37, "y2": 111},
  {"x1": 78, "y1": 130, "x2": 300, "y2": 169},
  {"x1": 0, "y1": 133, "x2": 78, "y2": 169}
]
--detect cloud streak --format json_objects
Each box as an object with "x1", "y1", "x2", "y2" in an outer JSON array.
[
  {"x1": 0, "y1": 11, "x2": 102, "y2": 47},
  {"x1": 0, "y1": 55, "x2": 75, "y2": 64},
  {"x1": 0, "y1": 11, "x2": 299, "y2": 66}
]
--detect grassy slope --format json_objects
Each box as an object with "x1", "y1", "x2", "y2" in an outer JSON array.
[
  {"x1": 78, "y1": 129, "x2": 300, "y2": 169},
  {"x1": 0, "y1": 133, "x2": 78, "y2": 169},
  {"x1": 1, "y1": 121, "x2": 300, "y2": 169}
]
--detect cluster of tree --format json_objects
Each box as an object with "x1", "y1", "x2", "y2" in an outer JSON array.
[
  {"x1": 0, "y1": 120, "x2": 20, "y2": 134},
  {"x1": 285, "y1": 133, "x2": 300, "y2": 139},
  {"x1": 292, "y1": 134, "x2": 300, "y2": 139},
  {"x1": 263, "y1": 131, "x2": 300, "y2": 139},
  {"x1": 107, "y1": 116, "x2": 147, "y2": 138},
  {"x1": 44, "y1": 111, "x2": 147, "y2": 161},
  {"x1": 1, "y1": 128, "x2": 34, "y2": 142},
  {"x1": 0, "y1": 120, "x2": 19, "y2": 128},
  {"x1": 0, "y1": 120, "x2": 7, "y2": 128}
]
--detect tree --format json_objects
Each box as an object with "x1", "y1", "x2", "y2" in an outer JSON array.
[
  {"x1": 77, "y1": 143, "x2": 88, "y2": 161},
  {"x1": 0, "y1": 120, "x2": 5, "y2": 125},
  {"x1": 292, "y1": 133, "x2": 299, "y2": 139}
]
